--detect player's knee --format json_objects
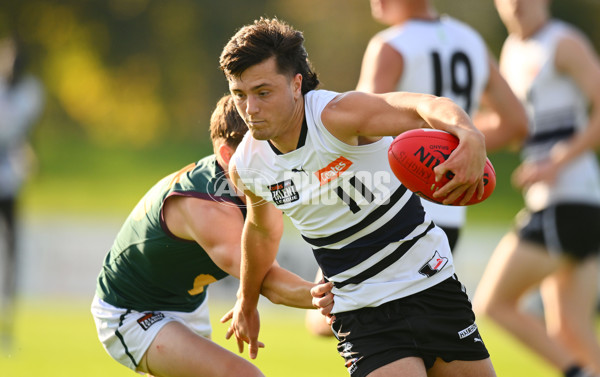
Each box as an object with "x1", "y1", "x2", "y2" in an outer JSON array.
[
  {"x1": 305, "y1": 311, "x2": 334, "y2": 337},
  {"x1": 548, "y1": 317, "x2": 586, "y2": 343},
  {"x1": 229, "y1": 363, "x2": 265, "y2": 377},
  {"x1": 306, "y1": 323, "x2": 334, "y2": 337}
]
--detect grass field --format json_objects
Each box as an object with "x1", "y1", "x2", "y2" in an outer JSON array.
[{"x1": 2, "y1": 296, "x2": 597, "y2": 377}]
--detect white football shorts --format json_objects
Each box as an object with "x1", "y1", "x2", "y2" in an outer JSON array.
[{"x1": 91, "y1": 294, "x2": 212, "y2": 371}]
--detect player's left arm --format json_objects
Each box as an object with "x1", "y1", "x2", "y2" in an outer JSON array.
[
  {"x1": 552, "y1": 32, "x2": 600, "y2": 161},
  {"x1": 322, "y1": 91, "x2": 486, "y2": 205},
  {"x1": 164, "y1": 195, "x2": 245, "y2": 277},
  {"x1": 515, "y1": 32, "x2": 600, "y2": 188},
  {"x1": 304, "y1": 269, "x2": 336, "y2": 337},
  {"x1": 165, "y1": 190, "x2": 322, "y2": 310}
]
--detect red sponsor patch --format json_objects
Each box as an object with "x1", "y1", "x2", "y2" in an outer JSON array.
[{"x1": 315, "y1": 156, "x2": 353, "y2": 186}]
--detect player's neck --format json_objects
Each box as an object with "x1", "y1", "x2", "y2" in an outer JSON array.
[
  {"x1": 513, "y1": 13, "x2": 549, "y2": 40},
  {"x1": 269, "y1": 97, "x2": 305, "y2": 154},
  {"x1": 398, "y1": 5, "x2": 438, "y2": 24}
]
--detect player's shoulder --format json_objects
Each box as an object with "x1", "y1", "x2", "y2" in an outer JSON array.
[
  {"x1": 305, "y1": 89, "x2": 341, "y2": 122},
  {"x1": 171, "y1": 193, "x2": 243, "y2": 224},
  {"x1": 553, "y1": 22, "x2": 598, "y2": 73},
  {"x1": 551, "y1": 20, "x2": 591, "y2": 46},
  {"x1": 438, "y1": 15, "x2": 476, "y2": 31},
  {"x1": 438, "y1": 15, "x2": 487, "y2": 43}
]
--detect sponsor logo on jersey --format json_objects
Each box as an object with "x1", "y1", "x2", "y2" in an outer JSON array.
[
  {"x1": 418, "y1": 250, "x2": 448, "y2": 277},
  {"x1": 268, "y1": 179, "x2": 299, "y2": 205},
  {"x1": 315, "y1": 156, "x2": 353, "y2": 186},
  {"x1": 137, "y1": 312, "x2": 165, "y2": 331},
  {"x1": 458, "y1": 323, "x2": 478, "y2": 339}
]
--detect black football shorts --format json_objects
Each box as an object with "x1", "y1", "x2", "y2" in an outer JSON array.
[
  {"x1": 516, "y1": 203, "x2": 600, "y2": 260},
  {"x1": 331, "y1": 275, "x2": 489, "y2": 377}
]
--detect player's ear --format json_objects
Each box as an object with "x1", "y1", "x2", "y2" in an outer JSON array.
[
  {"x1": 292, "y1": 73, "x2": 303, "y2": 100},
  {"x1": 218, "y1": 142, "x2": 235, "y2": 166}
]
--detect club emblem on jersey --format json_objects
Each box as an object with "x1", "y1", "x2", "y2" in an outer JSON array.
[
  {"x1": 418, "y1": 250, "x2": 448, "y2": 277},
  {"x1": 137, "y1": 312, "x2": 165, "y2": 331},
  {"x1": 268, "y1": 179, "x2": 299, "y2": 205},
  {"x1": 315, "y1": 156, "x2": 353, "y2": 186}
]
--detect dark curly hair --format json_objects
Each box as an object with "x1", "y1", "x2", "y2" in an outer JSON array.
[{"x1": 219, "y1": 17, "x2": 319, "y2": 94}]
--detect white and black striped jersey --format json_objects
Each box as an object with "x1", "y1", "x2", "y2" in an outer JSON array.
[
  {"x1": 232, "y1": 89, "x2": 454, "y2": 313},
  {"x1": 376, "y1": 16, "x2": 490, "y2": 227},
  {"x1": 500, "y1": 20, "x2": 600, "y2": 210}
]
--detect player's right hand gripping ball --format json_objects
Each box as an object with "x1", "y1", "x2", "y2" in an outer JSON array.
[{"x1": 388, "y1": 128, "x2": 496, "y2": 205}]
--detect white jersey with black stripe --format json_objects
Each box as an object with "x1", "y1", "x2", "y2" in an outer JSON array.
[
  {"x1": 500, "y1": 20, "x2": 600, "y2": 210},
  {"x1": 377, "y1": 16, "x2": 490, "y2": 227},
  {"x1": 232, "y1": 89, "x2": 454, "y2": 313}
]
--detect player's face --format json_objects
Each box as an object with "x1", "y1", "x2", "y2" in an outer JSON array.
[
  {"x1": 228, "y1": 57, "x2": 303, "y2": 142},
  {"x1": 370, "y1": 0, "x2": 405, "y2": 26},
  {"x1": 495, "y1": 0, "x2": 547, "y2": 31}
]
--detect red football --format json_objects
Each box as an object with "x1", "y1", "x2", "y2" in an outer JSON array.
[{"x1": 388, "y1": 128, "x2": 496, "y2": 205}]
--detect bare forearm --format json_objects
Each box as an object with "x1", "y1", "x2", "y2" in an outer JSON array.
[
  {"x1": 416, "y1": 96, "x2": 482, "y2": 140},
  {"x1": 552, "y1": 112, "x2": 600, "y2": 167},
  {"x1": 239, "y1": 222, "x2": 280, "y2": 311},
  {"x1": 260, "y1": 266, "x2": 314, "y2": 308}
]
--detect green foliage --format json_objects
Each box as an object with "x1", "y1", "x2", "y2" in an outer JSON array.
[{"x1": 21, "y1": 129, "x2": 213, "y2": 216}]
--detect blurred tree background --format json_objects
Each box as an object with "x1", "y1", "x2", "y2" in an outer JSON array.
[{"x1": 0, "y1": 0, "x2": 599, "y2": 216}]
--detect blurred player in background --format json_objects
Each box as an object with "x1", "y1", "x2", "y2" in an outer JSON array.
[
  {"x1": 306, "y1": 0, "x2": 527, "y2": 337},
  {"x1": 222, "y1": 17, "x2": 497, "y2": 377},
  {"x1": 474, "y1": 1, "x2": 600, "y2": 376},
  {"x1": 91, "y1": 95, "x2": 329, "y2": 377},
  {"x1": 357, "y1": 0, "x2": 526, "y2": 251},
  {"x1": 0, "y1": 33, "x2": 44, "y2": 351}
]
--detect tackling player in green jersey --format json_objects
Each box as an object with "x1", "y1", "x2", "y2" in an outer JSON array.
[{"x1": 91, "y1": 94, "x2": 331, "y2": 377}]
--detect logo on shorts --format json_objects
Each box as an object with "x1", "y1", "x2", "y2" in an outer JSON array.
[
  {"x1": 346, "y1": 356, "x2": 363, "y2": 375},
  {"x1": 458, "y1": 323, "x2": 478, "y2": 339},
  {"x1": 418, "y1": 250, "x2": 448, "y2": 277},
  {"x1": 137, "y1": 312, "x2": 165, "y2": 331},
  {"x1": 268, "y1": 179, "x2": 299, "y2": 205},
  {"x1": 340, "y1": 342, "x2": 356, "y2": 357}
]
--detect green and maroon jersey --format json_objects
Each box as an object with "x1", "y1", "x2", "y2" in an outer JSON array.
[{"x1": 96, "y1": 155, "x2": 245, "y2": 312}]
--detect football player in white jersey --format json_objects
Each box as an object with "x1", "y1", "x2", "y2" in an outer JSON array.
[
  {"x1": 473, "y1": 1, "x2": 600, "y2": 376},
  {"x1": 221, "y1": 17, "x2": 497, "y2": 377},
  {"x1": 357, "y1": 0, "x2": 527, "y2": 250},
  {"x1": 306, "y1": 0, "x2": 528, "y2": 339}
]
